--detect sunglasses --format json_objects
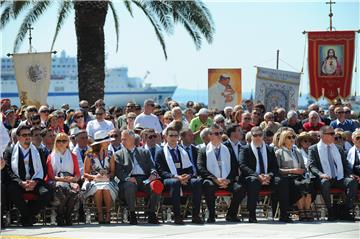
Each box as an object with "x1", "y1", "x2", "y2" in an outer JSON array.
[
  {"x1": 40, "y1": 110, "x2": 49, "y2": 113},
  {"x1": 216, "y1": 120, "x2": 225, "y2": 123},
  {"x1": 57, "y1": 115, "x2": 65, "y2": 119},
  {"x1": 165, "y1": 118, "x2": 173, "y2": 121},
  {"x1": 302, "y1": 140, "x2": 310, "y2": 143},
  {"x1": 345, "y1": 111, "x2": 351, "y2": 114},
  {"x1": 211, "y1": 132, "x2": 223, "y2": 136},
  {"x1": 148, "y1": 135, "x2": 157, "y2": 139},
  {"x1": 127, "y1": 105, "x2": 135, "y2": 108},
  {"x1": 335, "y1": 136, "x2": 342, "y2": 140},
  {"x1": 32, "y1": 121, "x2": 41, "y2": 125},
  {"x1": 20, "y1": 133, "x2": 31, "y2": 138},
  {"x1": 244, "y1": 118, "x2": 251, "y2": 120},
  {"x1": 252, "y1": 133, "x2": 263, "y2": 137},
  {"x1": 56, "y1": 139, "x2": 68, "y2": 144},
  {"x1": 75, "y1": 115, "x2": 84, "y2": 119},
  {"x1": 336, "y1": 111, "x2": 345, "y2": 114},
  {"x1": 80, "y1": 106, "x2": 89, "y2": 109},
  {"x1": 28, "y1": 108, "x2": 37, "y2": 112},
  {"x1": 168, "y1": 134, "x2": 179, "y2": 138},
  {"x1": 127, "y1": 117, "x2": 135, "y2": 120},
  {"x1": 355, "y1": 136, "x2": 360, "y2": 141},
  {"x1": 110, "y1": 134, "x2": 119, "y2": 138},
  {"x1": 324, "y1": 132, "x2": 335, "y2": 136},
  {"x1": 287, "y1": 135, "x2": 296, "y2": 140}
]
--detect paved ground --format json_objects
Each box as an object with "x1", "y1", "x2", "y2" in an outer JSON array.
[{"x1": 1, "y1": 220, "x2": 359, "y2": 239}]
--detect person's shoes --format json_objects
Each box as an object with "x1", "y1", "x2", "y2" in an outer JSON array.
[
  {"x1": 174, "y1": 217, "x2": 184, "y2": 225},
  {"x1": 21, "y1": 218, "x2": 33, "y2": 227},
  {"x1": 65, "y1": 217, "x2": 73, "y2": 226},
  {"x1": 327, "y1": 209, "x2": 336, "y2": 222},
  {"x1": 226, "y1": 216, "x2": 241, "y2": 222},
  {"x1": 129, "y1": 212, "x2": 138, "y2": 225},
  {"x1": 249, "y1": 216, "x2": 258, "y2": 223},
  {"x1": 279, "y1": 216, "x2": 293, "y2": 223},
  {"x1": 191, "y1": 215, "x2": 204, "y2": 224},
  {"x1": 148, "y1": 212, "x2": 159, "y2": 224},
  {"x1": 206, "y1": 217, "x2": 216, "y2": 223},
  {"x1": 342, "y1": 212, "x2": 355, "y2": 222},
  {"x1": 305, "y1": 210, "x2": 314, "y2": 222}
]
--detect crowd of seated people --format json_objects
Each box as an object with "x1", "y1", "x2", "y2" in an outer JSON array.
[{"x1": 1, "y1": 97, "x2": 359, "y2": 228}]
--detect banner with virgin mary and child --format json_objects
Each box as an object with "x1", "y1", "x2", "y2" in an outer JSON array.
[{"x1": 308, "y1": 31, "x2": 355, "y2": 101}]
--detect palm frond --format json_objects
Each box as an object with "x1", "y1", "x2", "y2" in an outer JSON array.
[
  {"x1": 0, "y1": 1, "x2": 12, "y2": 30},
  {"x1": 147, "y1": 0, "x2": 173, "y2": 34},
  {"x1": 51, "y1": 0, "x2": 73, "y2": 51},
  {"x1": 12, "y1": 0, "x2": 31, "y2": 18},
  {"x1": 132, "y1": 0, "x2": 167, "y2": 59},
  {"x1": 13, "y1": 0, "x2": 52, "y2": 52},
  {"x1": 109, "y1": 1, "x2": 120, "y2": 52},
  {"x1": 123, "y1": 0, "x2": 133, "y2": 17}
]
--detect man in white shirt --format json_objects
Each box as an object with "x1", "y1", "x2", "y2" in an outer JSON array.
[
  {"x1": 134, "y1": 99, "x2": 162, "y2": 134},
  {"x1": 309, "y1": 125, "x2": 357, "y2": 221},
  {"x1": 86, "y1": 107, "x2": 114, "y2": 139}
]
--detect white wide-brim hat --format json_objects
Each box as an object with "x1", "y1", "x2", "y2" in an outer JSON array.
[{"x1": 91, "y1": 130, "x2": 115, "y2": 146}]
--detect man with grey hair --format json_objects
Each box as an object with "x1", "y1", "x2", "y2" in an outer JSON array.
[
  {"x1": 281, "y1": 110, "x2": 303, "y2": 134},
  {"x1": 134, "y1": 99, "x2": 162, "y2": 134},
  {"x1": 197, "y1": 128, "x2": 211, "y2": 149},
  {"x1": 115, "y1": 129, "x2": 160, "y2": 225},
  {"x1": 224, "y1": 106, "x2": 233, "y2": 127},
  {"x1": 213, "y1": 114, "x2": 226, "y2": 130},
  {"x1": 347, "y1": 129, "x2": 360, "y2": 182},
  {"x1": 260, "y1": 112, "x2": 281, "y2": 134},
  {"x1": 309, "y1": 126, "x2": 357, "y2": 221}
]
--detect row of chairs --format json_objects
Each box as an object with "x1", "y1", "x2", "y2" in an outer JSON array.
[{"x1": 4, "y1": 188, "x2": 360, "y2": 226}]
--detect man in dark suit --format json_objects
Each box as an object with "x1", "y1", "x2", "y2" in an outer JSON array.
[
  {"x1": 180, "y1": 128, "x2": 199, "y2": 175},
  {"x1": 224, "y1": 124, "x2": 243, "y2": 163},
  {"x1": 198, "y1": 124, "x2": 246, "y2": 223},
  {"x1": 156, "y1": 126, "x2": 203, "y2": 225},
  {"x1": 115, "y1": 129, "x2": 160, "y2": 225},
  {"x1": 309, "y1": 126, "x2": 358, "y2": 221},
  {"x1": 239, "y1": 126, "x2": 291, "y2": 223},
  {"x1": 347, "y1": 129, "x2": 360, "y2": 179},
  {"x1": 3, "y1": 125, "x2": 51, "y2": 227}
]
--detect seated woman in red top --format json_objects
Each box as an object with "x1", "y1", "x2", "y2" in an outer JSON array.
[
  {"x1": 303, "y1": 111, "x2": 325, "y2": 132},
  {"x1": 46, "y1": 132, "x2": 81, "y2": 226}
]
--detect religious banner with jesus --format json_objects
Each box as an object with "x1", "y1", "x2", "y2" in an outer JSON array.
[{"x1": 308, "y1": 31, "x2": 355, "y2": 100}]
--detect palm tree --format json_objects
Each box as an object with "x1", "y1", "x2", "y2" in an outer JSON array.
[{"x1": 1, "y1": 0, "x2": 215, "y2": 106}]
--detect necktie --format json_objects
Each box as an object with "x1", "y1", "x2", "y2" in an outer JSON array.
[
  {"x1": 185, "y1": 146, "x2": 197, "y2": 176},
  {"x1": 150, "y1": 147, "x2": 156, "y2": 161},
  {"x1": 257, "y1": 147, "x2": 265, "y2": 174},
  {"x1": 327, "y1": 145, "x2": 337, "y2": 179},
  {"x1": 355, "y1": 149, "x2": 360, "y2": 166},
  {"x1": 80, "y1": 149, "x2": 86, "y2": 162},
  {"x1": 215, "y1": 147, "x2": 222, "y2": 177},
  {"x1": 170, "y1": 148, "x2": 179, "y2": 163}
]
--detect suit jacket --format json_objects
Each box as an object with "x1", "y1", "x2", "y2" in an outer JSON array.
[
  {"x1": 180, "y1": 144, "x2": 199, "y2": 174},
  {"x1": 155, "y1": 148, "x2": 193, "y2": 179},
  {"x1": 308, "y1": 144, "x2": 350, "y2": 178},
  {"x1": 239, "y1": 144, "x2": 279, "y2": 180},
  {"x1": 352, "y1": 150, "x2": 360, "y2": 176},
  {"x1": 115, "y1": 147, "x2": 156, "y2": 182},
  {"x1": 223, "y1": 140, "x2": 242, "y2": 162},
  {"x1": 3, "y1": 145, "x2": 44, "y2": 184},
  {"x1": 197, "y1": 146, "x2": 238, "y2": 182}
]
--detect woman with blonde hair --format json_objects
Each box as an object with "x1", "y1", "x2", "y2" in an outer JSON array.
[
  {"x1": 46, "y1": 132, "x2": 81, "y2": 226},
  {"x1": 82, "y1": 130, "x2": 118, "y2": 224},
  {"x1": 275, "y1": 130, "x2": 314, "y2": 221}
]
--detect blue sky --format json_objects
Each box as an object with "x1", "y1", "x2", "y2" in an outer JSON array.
[{"x1": 1, "y1": 0, "x2": 359, "y2": 94}]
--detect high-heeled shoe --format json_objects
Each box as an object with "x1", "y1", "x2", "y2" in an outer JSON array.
[
  {"x1": 105, "y1": 211, "x2": 111, "y2": 224},
  {"x1": 97, "y1": 212, "x2": 104, "y2": 224}
]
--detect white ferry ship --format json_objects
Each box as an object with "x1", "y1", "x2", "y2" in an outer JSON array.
[{"x1": 0, "y1": 50, "x2": 176, "y2": 108}]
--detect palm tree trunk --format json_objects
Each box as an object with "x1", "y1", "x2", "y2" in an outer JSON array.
[{"x1": 75, "y1": 1, "x2": 108, "y2": 106}]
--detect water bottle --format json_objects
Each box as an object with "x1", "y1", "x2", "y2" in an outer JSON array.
[
  {"x1": 166, "y1": 208, "x2": 172, "y2": 223},
  {"x1": 267, "y1": 207, "x2": 273, "y2": 220},
  {"x1": 320, "y1": 207, "x2": 326, "y2": 220},
  {"x1": 85, "y1": 208, "x2": 91, "y2": 224},
  {"x1": 123, "y1": 208, "x2": 128, "y2": 223},
  {"x1": 50, "y1": 210, "x2": 57, "y2": 225}
]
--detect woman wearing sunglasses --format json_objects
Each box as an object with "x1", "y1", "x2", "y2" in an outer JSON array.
[
  {"x1": 275, "y1": 130, "x2": 314, "y2": 221},
  {"x1": 45, "y1": 133, "x2": 81, "y2": 226}
]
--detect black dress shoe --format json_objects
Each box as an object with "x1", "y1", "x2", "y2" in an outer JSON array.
[
  {"x1": 148, "y1": 213, "x2": 159, "y2": 224},
  {"x1": 226, "y1": 216, "x2": 241, "y2": 222},
  {"x1": 249, "y1": 217, "x2": 258, "y2": 223},
  {"x1": 192, "y1": 215, "x2": 204, "y2": 224},
  {"x1": 129, "y1": 212, "x2": 138, "y2": 225},
  {"x1": 206, "y1": 217, "x2": 216, "y2": 223},
  {"x1": 279, "y1": 216, "x2": 293, "y2": 223},
  {"x1": 342, "y1": 212, "x2": 355, "y2": 222},
  {"x1": 174, "y1": 217, "x2": 185, "y2": 225}
]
